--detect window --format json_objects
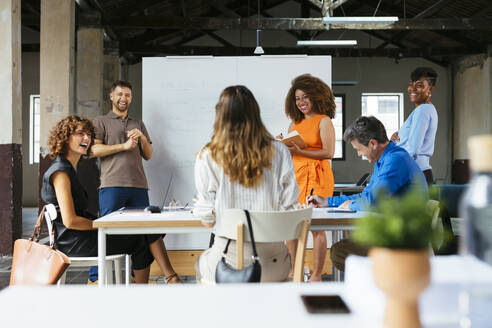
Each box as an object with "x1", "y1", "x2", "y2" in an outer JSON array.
[
  {"x1": 333, "y1": 95, "x2": 345, "y2": 160},
  {"x1": 29, "y1": 95, "x2": 40, "y2": 164},
  {"x1": 361, "y1": 93, "x2": 404, "y2": 139}
]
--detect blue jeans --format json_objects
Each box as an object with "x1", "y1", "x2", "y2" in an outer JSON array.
[{"x1": 88, "y1": 187, "x2": 149, "y2": 282}]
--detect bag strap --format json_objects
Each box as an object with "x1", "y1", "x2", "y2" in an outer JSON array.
[
  {"x1": 30, "y1": 205, "x2": 45, "y2": 242},
  {"x1": 221, "y1": 209, "x2": 259, "y2": 263},
  {"x1": 243, "y1": 209, "x2": 259, "y2": 261}
]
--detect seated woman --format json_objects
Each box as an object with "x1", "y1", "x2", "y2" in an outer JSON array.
[
  {"x1": 41, "y1": 115, "x2": 181, "y2": 284},
  {"x1": 194, "y1": 85, "x2": 300, "y2": 284}
]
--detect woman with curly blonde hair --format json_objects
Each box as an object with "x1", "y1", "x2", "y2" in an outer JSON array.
[
  {"x1": 41, "y1": 115, "x2": 181, "y2": 284},
  {"x1": 194, "y1": 86, "x2": 299, "y2": 284},
  {"x1": 282, "y1": 74, "x2": 336, "y2": 282}
]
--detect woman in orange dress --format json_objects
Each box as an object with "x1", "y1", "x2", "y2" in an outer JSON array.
[{"x1": 283, "y1": 74, "x2": 336, "y2": 282}]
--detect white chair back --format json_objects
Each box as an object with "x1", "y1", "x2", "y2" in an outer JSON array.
[
  {"x1": 218, "y1": 207, "x2": 312, "y2": 242},
  {"x1": 428, "y1": 200, "x2": 441, "y2": 229},
  {"x1": 428, "y1": 200, "x2": 443, "y2": 251},
  {"x1": 44, "y1": 204, "x2": 58, "y2": 246}
]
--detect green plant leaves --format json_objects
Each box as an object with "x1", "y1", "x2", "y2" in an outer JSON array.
[{"x1": 352, "y1": 185, "x2": 441, "y2": 250}]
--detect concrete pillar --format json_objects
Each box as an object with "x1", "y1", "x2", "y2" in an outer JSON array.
[
  {"x1": 103, "y1": 51, "x2": 121, "y2": 113},
  {"x1": 76, "y1": 27, "x2": 104, "y2": 119},
  {"x1": 75, "y1": 26, "x2": 104, "y2": 216},
  {"x1": 453, "y1": 54, "x2": 492, "y2": 159},
  {"x1": 0, "y1": 0, "x2": 23, "y2": 255},
  {"x1": 39, "y1": 0, "x2": 75, "y2": 208}
]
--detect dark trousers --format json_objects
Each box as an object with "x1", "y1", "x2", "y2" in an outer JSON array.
[
  {"x1": 330, "y1": 239, "x2": 369, "y2": 272},
  {"x1": 423, "y1": 169, "x2": 434, "y2": 186},
  {"x1": 88, "y1": 187, "x2": 150, "y2": 281}
]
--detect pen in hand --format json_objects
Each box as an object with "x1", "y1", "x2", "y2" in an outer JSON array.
[{"x1": 307, "y1": 188, "x2": 314, "y2": 206}]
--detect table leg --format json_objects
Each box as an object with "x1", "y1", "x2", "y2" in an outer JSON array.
[
  {"x1": 98, "y1": 228, "x2": 107, "y2": 287},
  {"x1": 125, "y1": 255, "x2": 130, "y2": 286}
]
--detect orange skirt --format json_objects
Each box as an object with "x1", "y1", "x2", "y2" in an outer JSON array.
[{"x1": 292, "y1": 158, "x2": 334, "y2": 204}]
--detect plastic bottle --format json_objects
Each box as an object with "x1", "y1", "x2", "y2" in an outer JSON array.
[{"x1": 459, "y1": 135, "x2": 492, "y2": 328}]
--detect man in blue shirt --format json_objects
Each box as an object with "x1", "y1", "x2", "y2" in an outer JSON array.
[
  {"x1": 308, "y1": 116, "x2": 427, "y2": 273},
  {"x1": 308, "y1": 116, "x2": 427, "y2": 210}
]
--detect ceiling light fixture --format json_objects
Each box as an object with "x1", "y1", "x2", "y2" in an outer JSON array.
[
  {"x1": 297, "y1": 40, "x2": 357, "y2": 47},
  {"x1": 322, "y1": 14, "x2": 398, "y2": 25},
  {"x1": 254, "y1": 0, "x2": 264, "y2": 55}
]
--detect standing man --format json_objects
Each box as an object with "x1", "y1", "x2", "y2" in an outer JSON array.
[{"x1": 89, "y1": 80, "x2": 180, "y2": 284}]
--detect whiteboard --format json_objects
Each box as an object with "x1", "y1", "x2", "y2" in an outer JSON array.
[{"x1": 143, "y1": 55, "x2": 331, "y2": 249}]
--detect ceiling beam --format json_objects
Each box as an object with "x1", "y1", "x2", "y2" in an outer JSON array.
[
  {"x1": 58, "y1": 17, "x2": 492, "y2": 30},
  {"x1": 180, "y1": 0, "x2": 187, "y2": 17},
  {"x1": 134, "y1": 0, "x2": 290, "y2": 48},
  {"x1": 84, "y1": 0, "x2": 119, "y2": 41},
  {"x1": 209, "y1": 0, "x2": 241, "y2": 18},
  {"x1": 118, "y1": 44, "x2": 485, "y2": 57},
  {"x1": 305, "y1": 0, "x2": 350, "y2": 13},
  {"x1": 204, "y1": 31, "x2": 234, "y2": 47},
  {"x1": 168, "y1": 0, "x2": 294, "y2": 48},
  {"x1": 362, "y1": 30, "x2": 449, "y2": 66},
  {"x1": 376, "y1": 0, "x2": 452, "y2": 49}
]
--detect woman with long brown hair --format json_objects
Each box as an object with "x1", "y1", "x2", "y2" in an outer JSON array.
[
  {"x1": 282, "y1": 74, "x2": 336, "y2": 282},
  {"x1": 41, "y1": 115, "x2": 181, "y2": 284},
  {"x1": 194, "y1": 85, "x2": 299, "y2": 284}
]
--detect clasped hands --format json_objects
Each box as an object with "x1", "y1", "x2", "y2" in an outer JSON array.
[{"x1": 123, "y1": 128, "x2": 146, "y2": 150}]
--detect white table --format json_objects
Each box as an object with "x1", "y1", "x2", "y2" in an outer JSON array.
[
  {"x1": 93, "y1": 208, "x2": 366, "y2": 285},
  {"x1": 0, "y1": 283, "x2": 458, "y2": 328},
  {"x1": 93, "y1": 209, "x2": 210, "y2": 286}
]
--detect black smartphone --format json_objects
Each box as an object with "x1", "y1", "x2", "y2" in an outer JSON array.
[{"x1": 301, "y1": 295, "x2": 351, "y2": 314}]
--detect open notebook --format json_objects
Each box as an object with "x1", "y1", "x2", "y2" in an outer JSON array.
[{"x1": 280, "y1": 131, "x2": 307, "y2": 149}]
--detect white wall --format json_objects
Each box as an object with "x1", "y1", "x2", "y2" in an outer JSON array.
[
  {"x1": 128, "y1": 56, "x2": 452, "y2": 185},
  {"x1": 331, "y1": 57, "x2": 451, "y2": 183}
]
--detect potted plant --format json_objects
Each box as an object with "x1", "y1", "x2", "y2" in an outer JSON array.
[{"x1": 352, "y1": 187, "x2": 442, "y2": 328}]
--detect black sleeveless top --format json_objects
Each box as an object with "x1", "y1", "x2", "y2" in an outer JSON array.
[
  {"x1": 41, "y1": 156, "x2": 96, "y2": 255},
  {"x1": 42, "y1": 156, "x2": 89, "y2": 215}
]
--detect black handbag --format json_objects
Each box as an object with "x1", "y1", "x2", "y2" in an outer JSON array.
[{"x1": 215, "y1": 209, "x2": 262, "y2": 283}]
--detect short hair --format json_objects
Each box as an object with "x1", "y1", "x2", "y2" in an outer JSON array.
[
  {"x1": 410, "y1": 67, "x2": 437, "y2": 87},
  {"x1": 47, "y1": 115, "x2": 95, "y2": 158},
  {"x1": 285, "y1": 74, "x2": 336, "y2": 123},
  {"x1": 111, "y1": 80, "x2": 133, "y2": 92},
  {"x1": 343, "y1": 116, "x2": 388, "y2": 146}
]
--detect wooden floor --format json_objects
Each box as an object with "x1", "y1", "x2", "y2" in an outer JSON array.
[{"x1": 151, "y1": 249, "x2": 332, "y2": 277}]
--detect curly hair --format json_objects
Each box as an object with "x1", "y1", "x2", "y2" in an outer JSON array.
[
  {"x1": 285, "y1": 74, "x2": 336, "y2": 123},
  {"x1": 204, "y1": 85, "x2": 274, "y2": 188},
  {"x1": 47, "y1": 115, "x2": 95, "y2": 159}
]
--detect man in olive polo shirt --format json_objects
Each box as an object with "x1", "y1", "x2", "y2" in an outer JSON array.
[{"x1": 89, "y1": 80, "x2": 179, "y2": 283}]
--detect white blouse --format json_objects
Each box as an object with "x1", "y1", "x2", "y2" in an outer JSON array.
[{"x1": 193, "y1": 141, "x2": 300, "y2": 232}]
